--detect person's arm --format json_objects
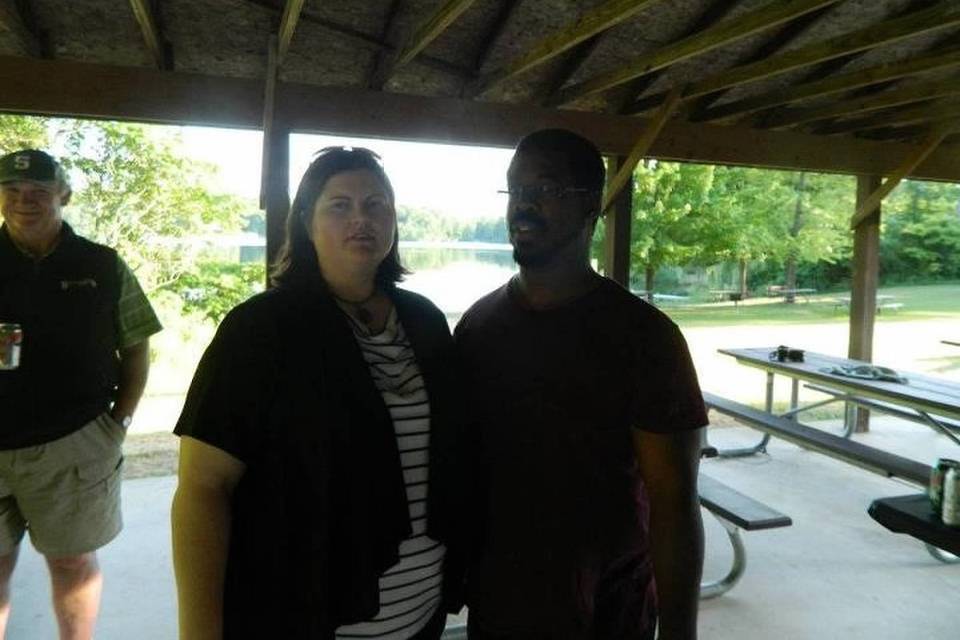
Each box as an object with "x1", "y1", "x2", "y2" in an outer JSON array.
[
  {"x1": 111, "y1": 339, "x2": 150, "y2": 425},
  {"x1": 633, "y1": 427, "x2": 704, "y2": 640},
  {"x1": 171, "y1": 436, "x2": 246, "y2": 640}
]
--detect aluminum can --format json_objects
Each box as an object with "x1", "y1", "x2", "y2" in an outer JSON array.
[
  {"x1": 929, "y1": 459, "x2": 960, "y2": 514},
  {"x1": 0, "y1": 324, "x2": 22, "y2": 370},
  {"x1": 943, "y1": 467, "x2": 960, "y2": 527}
]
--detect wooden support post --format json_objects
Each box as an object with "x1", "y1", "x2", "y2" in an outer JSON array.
[
  {"x1": 602, "y1": 155, "x2": 632, "y2": 287},
  {"x1": 848, "y1": 174, "x2": 882, "y2": 433},
  {"x1": 260, "y1": 36, "x2": 290, "y2": 283}
]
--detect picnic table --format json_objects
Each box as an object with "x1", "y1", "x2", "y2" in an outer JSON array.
[
  {"x1": 833, "y1": 294, "x2": 903, "y2": 313},
  {"x1": 711, "y1": 347, "x2": 960, "y2": 562},
  {"x1": 944, "y1": 340, "x2": 960, "y2": 347},
  {"x1": 767, "y1": 286, "x2": 816, "y2": 302}
]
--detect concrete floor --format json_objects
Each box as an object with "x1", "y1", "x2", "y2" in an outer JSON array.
[{"x1": 6, "y1": 417, "x2": 959, "y2": 639}]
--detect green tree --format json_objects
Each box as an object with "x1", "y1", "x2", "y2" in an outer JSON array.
[
  {"x1": 0, "y1": 114, "x2": 49, "y2": 151},
  {"x1": 882, "y1": 179, "x2": 960, "y2": 280},
  {"x1": 630, "y1": 160, "x2": 715, "y2": 296}
]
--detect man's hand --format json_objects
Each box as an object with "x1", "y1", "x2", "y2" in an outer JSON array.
[{"x1": 111, "y1": 339, "x2": 151, "y2": 426}]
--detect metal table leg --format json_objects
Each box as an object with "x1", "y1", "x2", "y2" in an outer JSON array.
[
  {"x1": 925, "y1": 543, "x2": 960, "y2": 564},
  {"x1": 715, "y1": 373, "x2": 772, "y2": 458},
  {"x1": 700, "y1": 514, "x2": 746, "y2": 599}
]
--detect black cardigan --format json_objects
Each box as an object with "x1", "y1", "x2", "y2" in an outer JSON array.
[{"x1": 175, "y1": 284, "x2": 466, "y2": 638}]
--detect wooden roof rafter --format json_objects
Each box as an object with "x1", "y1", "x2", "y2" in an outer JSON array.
[
  {"x1": 371, "y1": 0, "x2": 479, "y2": 89},
  {"x1": 612, "y1": 0, "x2": 742, "y2": 114},
  {"x1": 619, "y1": 2, "x2": 960, "y2": 120},
  {"x1": 0, "y1": 0, "x2": 44, "y2": 58},
  {"x1": 240, "y1": 0, "x2": 472, "y2": 79},
  {"x1": 467, "y1": 0, "x2": 665, "y2": 98},
  {"x1": 759, "y1": 75, "x2": 960, "y2": 130},
  {"x1": 276, "y1": 0, "x2": 307, "y2": 64},
  {"x1": 127, "y1": 0, "x2": 172, "y2": 70},
  {"x1": 813, "y1": 99, "x2": 960, "y2": 136},
  {"x1": 551, "y1": 0, "x2": 842, "y2": 107},
  {"x1": 680, "y1": 0, "x2": 838, "y2": 117},
  {"x1": 693, "y1": 43, "x2": 960, "y2": 124}
]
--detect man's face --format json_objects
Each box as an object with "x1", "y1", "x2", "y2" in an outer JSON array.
[
  {"x1": 0, "y1": 180, "x2": 68, "y2": 249},
  {"x1": 505, "y1": 150, "x2": 594, "y2": 268}
]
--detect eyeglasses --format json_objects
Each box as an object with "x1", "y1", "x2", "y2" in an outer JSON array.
[{"x1": 497, "y1": 185, "x2": 597, "y2": 201}]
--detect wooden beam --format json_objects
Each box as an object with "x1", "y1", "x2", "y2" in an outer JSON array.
[
  {"x1": 127, "y1": 0, "x2": 167, "y2": 70},
  {"x1": 367, "y1": 0, "x2": 406, "y2": 89},
  {"x1": 260, "y1": 35, "x2": 279, "y2": 210},
  {"x1": 762, "y1": 76, "x2": 960, "y2": 129},
  {"x1": 614, "y1": 0, "x2": 741, "y2": 114},
  {"x1": 277, "y1": 0, "x2": 307, "y2": 63},
  {"x1": 469, "y1": 0, "x2": 522, "y2": 74},
  {"x1": 685, "y1": 3, "x2": 960, "y2": 100},
  {"x1": 814, "y1": 99, "x2": 960, "y2": 136},
  {"x1": 241, "y1": 0, "x2": 471, "y2": 78},
  {"x1": 2, "y1": 55, "x2": 959, "y2": 182},
  {"x1": 686, "y1": 3, "x2": 838, "y2": 117},
  {"x1": 0, "y1": 0, "x2": 40, "y2": 57},
  {"x1": 851, "y1": 125, "x2": 955, "y2": 228},
  {"x1": 602, "y1": 155, "x2": 632, "y2": 287},
  {"x1": 552, "y1": 0, "x2": 841, "y2": 107},
  {"x1": 469, "y1": 0, "x2": 663, "y2": 97},
  {"x1": 848, "y1": 173, "x2": 882, "y2": 432},
  {"x1": 695, "y1": 45, "x2": 960, "y2": 123},
  {"x1": 260, "y1": 36, "x2": 290, "y2": 273},
  {"x1": 535, "y1": 34, "x2": 603, "y2": 104},
  {"x1": 394, "y1": 0, "x2": 477, "y2": 67},
  {"x1": 602, "y1": 89, "x2": 681, "y2": 213}
]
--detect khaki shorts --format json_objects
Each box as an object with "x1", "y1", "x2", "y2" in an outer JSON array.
[{"x1": 0, "y1": 413, "x2": 124, "y2": 558}]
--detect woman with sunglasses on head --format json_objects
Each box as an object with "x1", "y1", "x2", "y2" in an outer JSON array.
[{"x1": 171, "y1": 147, "x2": 466, "y2": 639}]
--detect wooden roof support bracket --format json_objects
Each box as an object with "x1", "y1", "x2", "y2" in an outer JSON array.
[
  {"x1": 277, "y1": 0, "x2": 307, "y2": 64},
  {"x1": 469, "y1": 0, "x2": 663, "y2": 97},
  {"x1": 553, "y1": 0, "x2": 840, "y2": 107},
  {"x1": 397, "y1": 0, "x2": 477, "y2": 66},
  {"x1": 850, "y1": 123, "x2": 957, "y2": 228},
  {"x1": 601, "y1": 88, "x2": 682, "y2": 214},
  {"x1": 128, "y1": 0, "x2": 168, "y2": 69}
]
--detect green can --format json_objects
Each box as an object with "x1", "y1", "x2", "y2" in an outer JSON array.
[{"x1": 930, "y1": 458, "x2": 960, "y2": 515}]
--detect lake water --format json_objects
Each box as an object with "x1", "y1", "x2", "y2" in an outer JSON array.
[{"x1": 398, "y1": 241, "x2": 518, "y2": 324}]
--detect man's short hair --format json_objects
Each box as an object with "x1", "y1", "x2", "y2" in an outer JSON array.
[
  {"x1": 0, "y1": 149, "x2": 70, "y2": 192},
  {"x1": 514, "y1": 129, "x2": 605, "y2": 194}
]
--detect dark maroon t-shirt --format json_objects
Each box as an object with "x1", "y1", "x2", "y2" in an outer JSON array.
[{"x1": 454, "y1": 277, "x2": 707, "y2": 639}]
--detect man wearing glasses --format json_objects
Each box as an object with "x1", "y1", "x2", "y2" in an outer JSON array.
[{"x1": 454, "y1": 129, "x2": 707, "y2": 639}]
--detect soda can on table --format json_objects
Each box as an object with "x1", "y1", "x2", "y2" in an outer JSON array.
[
  {"x1": 929, "y1": 459, "x2": 959, "y2": 515},
  {"x1": 943, "y1": 467, "x2": 960, "y2": 527},
  {"x1": 0, "y1": 324, "x2": 22, "y2": 370}
]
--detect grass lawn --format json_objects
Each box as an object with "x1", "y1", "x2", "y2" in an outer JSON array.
[{"x1": 661, "y1": 282, "x2": 960, "y2": 327}]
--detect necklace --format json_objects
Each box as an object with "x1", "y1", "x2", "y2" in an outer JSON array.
[{"x1": 333, "y1": 289, "x2": 378, "y2": 326}]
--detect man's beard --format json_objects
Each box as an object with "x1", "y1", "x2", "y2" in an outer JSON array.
[{"x1": 512, "y1": 221, "x2": 586, "y2": 268}]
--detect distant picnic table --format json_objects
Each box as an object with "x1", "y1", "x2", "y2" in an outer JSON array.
[
  {"x1": 766, "y1": 285, "x2": 816, "y2": 302},
  {"x1": 833, "y1": 294, "x2": 903, "y2": 313}
]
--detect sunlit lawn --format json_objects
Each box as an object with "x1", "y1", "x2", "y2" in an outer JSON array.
[{"x1": 662, "y1": 282, "x2": 960, "y2": 328}]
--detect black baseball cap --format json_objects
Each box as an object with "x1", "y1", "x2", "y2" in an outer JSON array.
[{"x1": 0, "y1": 149, "x2": 67, "y2": 186}]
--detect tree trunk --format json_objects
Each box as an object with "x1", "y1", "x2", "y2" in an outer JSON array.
[
  {"x1": 785, "y1": 172, "x2": 806, "y2": 304},
  {"x1": 645, "y1": 265, "x2": 655, "y2": 303},
  {"x1": 738, "y1": 258, "x2": 748, "y2": 298}
]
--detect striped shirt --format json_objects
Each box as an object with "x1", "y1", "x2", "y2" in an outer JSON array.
[{"x1": 336, "y1": 307, "x2": 446, "y2": 640}]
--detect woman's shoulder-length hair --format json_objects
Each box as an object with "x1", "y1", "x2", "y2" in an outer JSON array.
[{"x1": 269, "y1": 146, "x2": 408, "y2": 291}]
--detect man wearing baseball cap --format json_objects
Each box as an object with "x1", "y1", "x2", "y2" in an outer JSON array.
[{"x1": 0, "y1": 149, "x2": 161, "y2": 639}]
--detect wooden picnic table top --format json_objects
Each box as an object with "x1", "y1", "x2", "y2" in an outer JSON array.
[{"x1": 718, "y1": 347, "x2": 960, "y2": 423}]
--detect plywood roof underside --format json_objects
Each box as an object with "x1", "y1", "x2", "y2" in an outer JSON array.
[{"x1": 1, "y1": 0, "x2": 959, "y2": 176}]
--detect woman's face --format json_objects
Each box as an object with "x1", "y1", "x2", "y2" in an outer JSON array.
[{"x1": 308, "y1": 169, "x2": 396, "y2": 282}]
